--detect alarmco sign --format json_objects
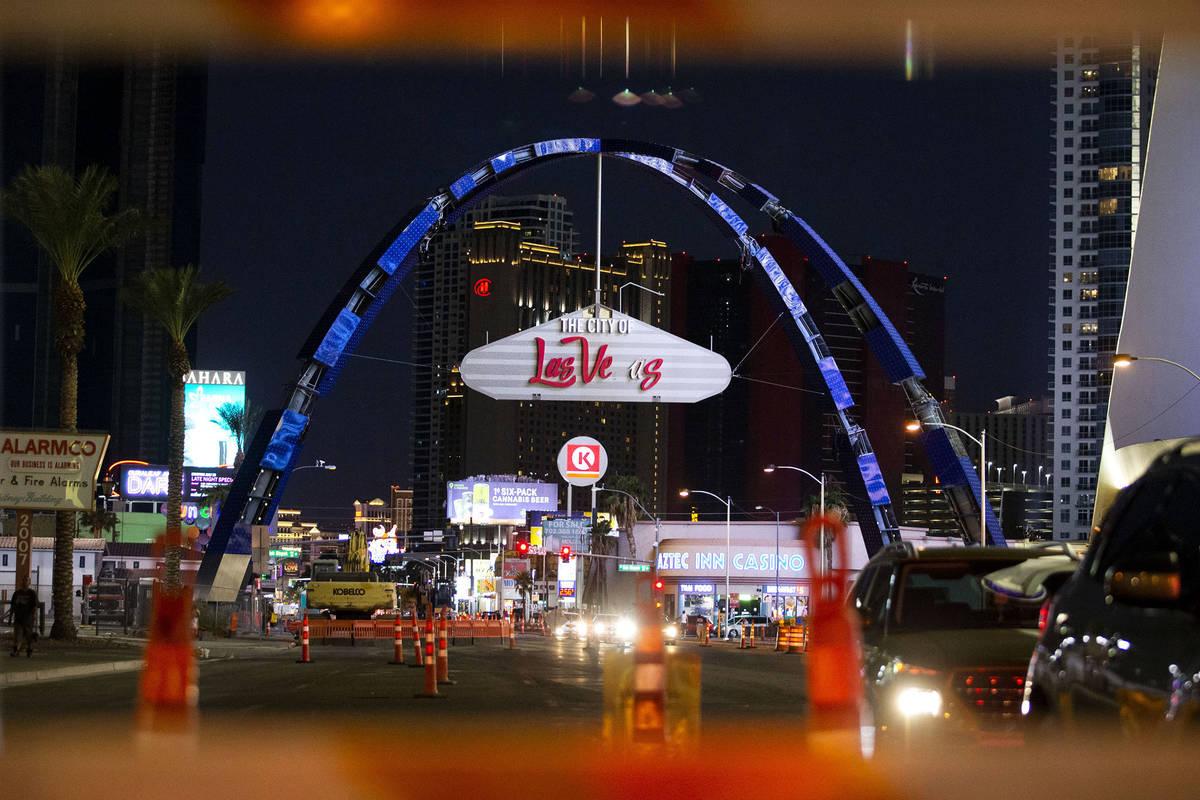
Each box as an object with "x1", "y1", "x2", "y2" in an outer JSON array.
[
  {"x1": 0, "y1": 430, "x2": 110, "y2": 511},
  {"x1": 459, "y1": 307, "x2": 731, "y2": 402}
]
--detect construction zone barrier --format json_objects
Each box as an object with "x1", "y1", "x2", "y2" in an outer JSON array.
[
  {"x1": 410, "y1": 605, "x2": 424, "y2": 668},
  {"x1": 389, "y1": 616, "x2": 404, "y2": 665},
  {"x1": 437, "y1": 608, "x2": 454, "y2": 685},
  {"x1": 297, "y1": 614, "x2": 311, "y2": 663},
  {"x1": 699, "y1": 622, "x2": 711, "y2": 646},
  {"x1": 137, "y1": 583, "x2": 197, "y2": 733},
  {"x1": 414, "y1": 605, "x2": 443, "y2": 700},
  {"x1": 508, "y1": 618, "x2": 516, "y2": 650}
]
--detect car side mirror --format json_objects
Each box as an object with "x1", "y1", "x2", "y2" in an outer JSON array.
[{"x1": 1105, "y1": 553, "x2": 1181, "y2": 607}]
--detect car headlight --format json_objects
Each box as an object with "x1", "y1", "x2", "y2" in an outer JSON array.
[
  {"x1": 616, "y1": 617, "x2": 637, "y2": 640},
  {"x1": 896, "y1": 687, "x2": 943, "y2": 718},
  {"x1": 663, "y1": 624, "x2": 678, "y2": 640},
  {"x1": 555, "y1": 625, "x2": 566, "y2": 636},
  {"x1": 577, "y1": 622, "x2": 588, "y2": 636}
]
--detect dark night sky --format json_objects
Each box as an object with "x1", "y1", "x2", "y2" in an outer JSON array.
[{"x1": 197, "y1": 56, "x2": 1049, "y2": 525}]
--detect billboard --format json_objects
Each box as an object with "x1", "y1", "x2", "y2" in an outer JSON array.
[
  {"x1": 0, "y1": 431, "x2": 110, "y2": 511},
  {"x1": 121, "y1": 465, "x2": 236, "y2": 502},
  {"x1": 182, "y1": 369, "x2": 246, "y2": 467},
  {"x1": 446, "y1": 478, "x2": 557, "y2": 525},
  {"x1": 459, "y1": 307, "x2": 732, "y2": 403}
]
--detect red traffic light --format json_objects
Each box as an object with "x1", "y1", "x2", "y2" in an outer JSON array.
[
  {"x1": 517, "y1": 540, "x2": 530, "y2": 555},
  {"x1": 653, "y1": 579, "x2": 664, "y2": 592},
  {"x1": 560, "y1": 545, "x2": 572, "y2": 562}
]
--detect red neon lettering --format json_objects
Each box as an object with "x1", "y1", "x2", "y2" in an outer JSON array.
[
  {"x1": 561, "y1": 336, "x2": 612, "y2": 384},
  {"x1": 529, "y1": 337, "x2": 577, "y2": 388},
  {"x1": 640, "y1": 358, "x2": 663, "y2": 391}
]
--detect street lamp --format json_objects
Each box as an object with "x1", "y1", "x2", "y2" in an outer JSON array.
[
  {"x1": 679, "y1": 488, "x2": 731, "y2": 635},
  {"x1": 762, "y1": 465, "x2": 825, "y2": 575},
  {"x1": 293, "y1": 459, "x2": 337, "y2": 473},
  {"x1": 617, "y1": 281, "x2": 665, "y2": 316},
  {"x1": 906, "y1": 420, "x2": 990, "y2": 546},
  {"x1": 1113, "y1": 353, "x2": 1200, "y2": 384},
  {"x1": 754, "y1": 504, "x2": 782, "y2": 618}
]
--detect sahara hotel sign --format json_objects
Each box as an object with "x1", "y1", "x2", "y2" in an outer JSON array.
[
  {"x1": 0, "y1": 430, "x2": 110, "y2": 511},
  {"x1": 459, "y1": 307, "x2": 732, "y2": 403}
]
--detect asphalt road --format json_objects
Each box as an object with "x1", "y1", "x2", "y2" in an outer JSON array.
[{"x1": 0, "y1": 635, "x2": 806, "y2": 734}]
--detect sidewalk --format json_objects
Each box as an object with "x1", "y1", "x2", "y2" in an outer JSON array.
[{"x1": 0, "y1": 626, "x2": 293, "y2": 688}]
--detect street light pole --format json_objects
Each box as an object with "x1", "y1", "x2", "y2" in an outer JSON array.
[
  {"x1": 678, "y1": 488, "x2": 731, "y2": 636},
  {"x1": 1113, "y1": 353, "x2": 1200, "y2": 384},
  {"x1": 617, "y1": 281, "x2": 665, "y2": 316},
  {"x1": 755, "y1": 505, "x2": 780, "y2": 618},
  {"x1": 906, "y1": 421, "x2": 988, "y2": 546},
  {"x1": 763, "y1": 465, "x2": 825, "y2": 574}
]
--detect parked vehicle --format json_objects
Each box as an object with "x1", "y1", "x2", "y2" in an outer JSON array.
[
  {"x1": 1023, "y1": 440, "x2": 1200, "y2": 734},
  {"x1": 849, "y1": 541, "x2": 1078, "y2": 744},
  {"x1": 724, "y1": 614, "x2": 770, "y2": 641}
]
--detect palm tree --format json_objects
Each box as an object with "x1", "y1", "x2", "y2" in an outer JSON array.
[
  {"x1": 3, "y1": 164, "x2": 142, "y2": 639},
  {"x1": 513, "y1": 570, "x2": 534, "y2": 619},
  {"x1": 601, "y1": 474, "x2": 648, "y2": 560},
  {"x1": 211, "y1": 399, "x2": 260, "y2": 468},
  {"x1": 78, "y1": 508, "x2": 120, "y2": 541},
  {"x1": 584, "y1": 517, "x2": 614, "y2": 612},
  {"x1": 123, "y1": 265, "x2": 234, "y2": 588}
]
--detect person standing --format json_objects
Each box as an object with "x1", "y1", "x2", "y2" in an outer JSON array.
[{"x1": 10, "y1": 585, "x2": 39, "y2": 657}]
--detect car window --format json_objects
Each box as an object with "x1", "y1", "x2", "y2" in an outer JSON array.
[
  {"x1": 892, "y1": 560, "x2": 1040, "y2": 630},
  {"x1": 1091, "y1": 464, "x2": 1200, "y2": 598}
]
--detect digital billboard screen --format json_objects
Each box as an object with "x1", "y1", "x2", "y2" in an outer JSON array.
[
  {"x1": 122, "y1": 465, "x2": 236, "y2": 502},
  {"x1": 182, "y1": 370, "x2": 246, "y2": 468},
  {"x1": 446, "y1": 479, "x2": 558, "y2": 525}
]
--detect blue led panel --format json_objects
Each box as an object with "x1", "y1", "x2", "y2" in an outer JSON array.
[
  {"x1": 817, "y1": 356, "x2": 855, "y2": 410},
  {"x1": 491, "y1": 151, "x2": 517, "y2": 174},
  {"x1": 706, "y1": 192, "x2": 749, "y2": 236},
  {"x1": 450, "y1": 173, "x2": 476, "y2": 199},
  {"x1": 378, "y1": 203, "x2": 439, "y2": 274},
  {"x1": 856, "y1": 452, "x2": 892, "y2": 505},
  {"x1": 534, "y1": 138, "x2": 600, "y2": 156},
  {"x1": 227, "y1": 522, "x2": 253, "y2": 555},
  {"x1": 260, "y1": 409, "x2": 309, "y2": 471},
  {"x1": 312, "y1": 308, "x2": 361, "y2": 368}
]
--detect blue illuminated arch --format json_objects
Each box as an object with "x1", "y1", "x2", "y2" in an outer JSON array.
[{"x1": 197, "y1": 138, "x2": 1000, "y2": 600}]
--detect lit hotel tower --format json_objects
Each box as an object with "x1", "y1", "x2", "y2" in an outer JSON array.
[
  {"x1": 1048, "y1": 34, "x2": 1158, "y2": 540},
  {"x1": 410, "y1": 194, "x2": 670, "y2": 533}
]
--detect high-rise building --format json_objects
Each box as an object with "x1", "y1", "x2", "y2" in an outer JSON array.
[
  {"x1": 411, "y1": 194, "x2": 671, "y2": 533},
  {"x1": 0, "y1": 48, "x2": 207, "y2": 465},
  {"x1": 389, "y1": 485, "x2": 413, "y2": 533},
  {"x1": 669, "y1": 239, "x2": 947, "y2": 524},
  {"x1": 1049, "y1": 34, "x2": 1159, "y2": 540}
]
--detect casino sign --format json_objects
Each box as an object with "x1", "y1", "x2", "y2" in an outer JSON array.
[{"x1": 459, "y1": 306, "x2": 731, "y2": 403}]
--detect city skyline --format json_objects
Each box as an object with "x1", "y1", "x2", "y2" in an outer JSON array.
[{"x1": 195, "y1": 58, "x2": 1050, "y2": 524}]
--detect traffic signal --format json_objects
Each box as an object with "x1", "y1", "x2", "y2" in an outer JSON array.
[
  {"x1": 560, "y1": 545, "x2": 572, "y2": 563},
  {"x1": 517, "y1": 539, "x2": 530, "y2": 556},
  {"x1": 653, "y1": 577, "x2": 664, "y2": 608},
  {"x1": 653, "y1": 578, "x2": 664, "y2": 592}
]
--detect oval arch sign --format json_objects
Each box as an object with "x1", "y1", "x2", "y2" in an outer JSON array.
[{"x1": 459, "y1": 307, "x2": 731, "y2": 403}]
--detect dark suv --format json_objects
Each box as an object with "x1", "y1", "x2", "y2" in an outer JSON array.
[
  {"x1": 849, "y1": 542, "x2": 1078, "y2": 743},
  {"x1": 1023, "y1": 441, "x2": 1200, "y2": 733}
]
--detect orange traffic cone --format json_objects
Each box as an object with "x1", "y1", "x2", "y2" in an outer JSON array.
[
  {"x1": 137, "y1": 583, "x2": 197, "y2": 733},
  {"x1": 414, "y1": 605, "x2": 444, "y2": 700},
  {"x1": 437, "y1": 608, "x2": 454, "y2": 685},
  {"x1": 389, "y1": 615, "x2": 404, "y2": 665}
]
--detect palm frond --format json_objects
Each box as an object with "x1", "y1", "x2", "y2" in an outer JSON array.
[{"x1": 122, "y1": 264, "x2": 235, "y2": 344}]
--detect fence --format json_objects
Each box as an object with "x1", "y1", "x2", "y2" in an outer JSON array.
[{"x1": 285, "y1": 618, "x2": 512, "y2": 642}]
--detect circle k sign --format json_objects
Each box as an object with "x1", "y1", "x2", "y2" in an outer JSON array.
[{"x1": 557, "y1": 436, "x2": 608, "y2": 487}]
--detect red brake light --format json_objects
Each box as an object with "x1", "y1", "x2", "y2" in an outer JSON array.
[{"x1": 1038, "y1": 600, "x2": 1052, "y2": 633}]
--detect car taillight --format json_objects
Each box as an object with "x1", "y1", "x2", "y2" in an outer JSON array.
[{"x1": 1038, "y1": 599, "x2": 1052, "y2": 633}]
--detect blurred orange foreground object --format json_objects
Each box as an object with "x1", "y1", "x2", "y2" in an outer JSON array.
[
  {"x1": 802, "y1": 513, "x2": 864, "y2": 737},
  {"x1": 137, "y1": 582, "x2": 197, "y2": 732}
]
